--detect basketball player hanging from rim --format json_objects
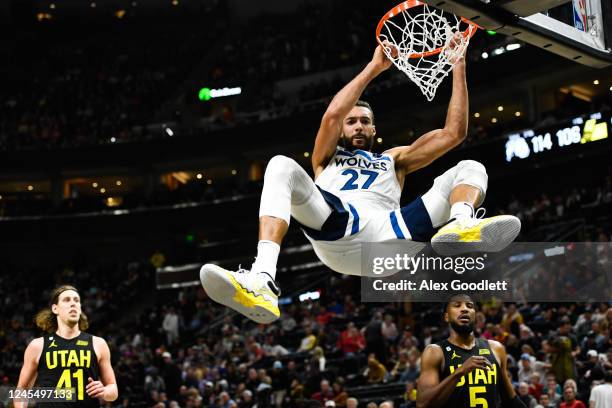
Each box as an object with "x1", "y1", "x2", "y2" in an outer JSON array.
[
  {"x1": 200, "y1": 34, "x2": 521, "y2": 324},
  {"x1": 417, "y1": 294, "x2": 526, "y2": 408},
  {"x1": 15, "y1": 285, "x2": 118, "y2": 407}
]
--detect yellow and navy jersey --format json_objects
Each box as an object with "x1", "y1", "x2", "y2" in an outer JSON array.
[
  {"x1": 437, "y1": 338, "x2": 501, "y2": 408},
  {"x1": 36, "y1": 332, "x2": 100, "y2": 407}
]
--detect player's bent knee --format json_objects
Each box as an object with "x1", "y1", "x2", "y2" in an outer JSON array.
[
  {"x1": 456, "y1": 159, "x2": 487, "y2": 175},
  {"x1": 265, "y1": 155, "x2": 300, "y2": 179},
  {"x1": 454, "y1": 159, "x2": 488, "y2": 201}
]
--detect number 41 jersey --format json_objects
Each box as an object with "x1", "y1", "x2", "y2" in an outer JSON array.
[
  {"x1": 315, "y1": 147, "x2": 401, "y2": 212},
  {"x1": 36, "y1": 332, "x2": 101, "y2": 407}
]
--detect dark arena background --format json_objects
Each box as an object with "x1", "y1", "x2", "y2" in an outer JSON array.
[{"x1": 0, "y1": 0, "x2": 611, "y2": 407}]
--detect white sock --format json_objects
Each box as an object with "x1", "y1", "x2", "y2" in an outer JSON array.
[
  {"x1": 251, "y1": 240, "x2": 280, "y2": 279},
  {"x1": 450, "y1": 202, "x2": 474, "y2": 220}
]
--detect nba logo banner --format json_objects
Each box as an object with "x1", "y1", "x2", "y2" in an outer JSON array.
[{"x1": 573, "y1": 0, "x2": 587, "y2": 32}]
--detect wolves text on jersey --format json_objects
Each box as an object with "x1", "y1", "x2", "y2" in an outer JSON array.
[{"x1": 334, "y1": 156, "x2": 389, "y2": 171}]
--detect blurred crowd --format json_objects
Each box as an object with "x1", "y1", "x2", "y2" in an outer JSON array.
[
  {"x1": 0, "y1": 0, "x2": 564, "y2": 152},
  {"x1": 494, "y1": 176, "x2": 612, "y2": 236},
  {"x1": 0, "y1": 2, "x2": 228, "y2": 151},
  {"x1": 1, "y1": 260, "x2": 611, "y2": 408}
]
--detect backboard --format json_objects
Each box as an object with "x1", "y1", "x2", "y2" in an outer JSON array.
[{"x1": 424, "y1": 0, "x2": 612, "y2": 68}]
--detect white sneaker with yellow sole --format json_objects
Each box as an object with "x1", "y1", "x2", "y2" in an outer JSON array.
[
  {"x1": 431, "y1": 209, "x2": 521, "y2": 256},
  {"x1": 200, "y1": 264, "x2": 280, "y2": 324}
]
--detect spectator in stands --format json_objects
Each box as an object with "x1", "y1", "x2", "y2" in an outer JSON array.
[
  {"x1": 590, "y1": 322, "x2": 608, "y2": 350},
  {"x1": 299, "y1": 326, "x2": 317, "y2": 352},
  {"x1": 589, "y1": 370, "x2": 612, "y2": 408},
  {"x1": 332, "y1": 379, "x2": 348, "y2": 407},
  {"x1": 246, "y1": 368, "x2": 260, "y2": 392},
  {"x1": 400, "y1": 382, "x2": 417, "y2": 408},
  {"x1": 162, "y1": 307, "x2": 180, "y2": 345},
  {"x1": 529, "y1": 372, "x2": 544, "y2": 401},
  {"x1": 399, "y1": 326, "x2": 420, "y2": 350},
  {"x1": 520, "y1": 353, "x2": 549, "y2": 383},
  {"x1": 219, "y1": 391, "x2": 236, "y2": 408},
  {"x1": 346, "y1": 397, "x2": 358, "y2": 408},
  {"x1": 239, "y1": 389, "x2": 254, "y2": 408},
  {"x1": 535, "y1": 393, "x2": 555, "y2": 408},
  {"x1": 317, "y1": 306, "x2": 335, "y2": 327},
  {"x1": 338, "y1": 322, "x2": 365, "y2": 357},
  {"x1": 391, "y1": 350, "x2": 410, "y2": 380},
  {"x1": 421, "y1": 327, "x2": 434, "y2": 348},
  {"x1": 581, "y1": 333, "x2": 602, "y2": 359},
  {"x1": 493, "y1": 324, "x2": 510, "y2": 343},
  {"x1": 401, "y1": 351, "x2": 420, "y2": 383},
  {"x1": 366, "y1": 353, "x2": 387, "y2": 384},
  {"x1": 256, "y1": 376, "x2": 273, "y2": 407},
  {"x1": 575, "y1": 307, "x2": 595, "y2": 338},
  {"x1": 546, "y1": 336, "x2": 577, "y2": 384},
  {"x1": 560, "y1": 385, "x2": 586, "y2": 408},
  {"x1": 544, "y1": 375, "x2": 563, "y2": 405},
  {"x1": 558, "y1": 316, "x2": 581, "y2": 358},
  {"x1": 482, "y1": 323, "x2": 496, "y2": 340},
  {"x1": 379, "y1": 401, "x2": 394, "y2": 408},
  {"x1": 289, "y1": 378, "x2": 305, "y2": 405},
  {"x1": 582, "y1": 349, "x2": 606, "y2": 386},
  {"x1": 263, "y1": 335, "x2": 290, "y2": 357},
  {"x1": 382, "y1": 314, "x2": 399, "y2": 343},
  {"x1": 364, "y1": 312, "x2": 387, "y2": 364},
  {"x1": 312, "y1": 379, "x2": 334, "y2": 404},
  {"x1": 501, "y1": 303, "x2": 524, "y2": 336},
  {"x1": 518, "y1": 381, "x2": 537, "y2": 408},
  {"x1": 270, "y1": 361, "x2": 288, "y2": 408},
  {"x1": 247, "y1": 338, "x2": 265, "y2": 363},
  {"x1": 160, "y1": 351, "x2": 182, "y2": 401},
  {"x1": 312, "y1": 346, "x2": 326, "y2": 372},
  {"x1": 286, "y1": 360, "x2": 303, "y2": 388},
  {"x1": 564, "y1": 379, "x2": 578, "y2": 394},
  {"x1": 604, "y1": 349, "x2": 612, "y2": 371},
  {"x1": 144, "y1": 367, "x2": 166, "y2": 397},
  {"x1": 281, "y1": 312, "x2": 298, "y2": 332}
]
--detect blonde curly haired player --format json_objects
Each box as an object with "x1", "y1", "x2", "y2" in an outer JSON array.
[{"x1": 15, "y1": 285, "x2": 118, "y2": 407}]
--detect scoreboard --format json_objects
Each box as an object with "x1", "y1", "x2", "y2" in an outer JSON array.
[{"x1": 504, "y1": 111, "x2": 610, "y2": 162}]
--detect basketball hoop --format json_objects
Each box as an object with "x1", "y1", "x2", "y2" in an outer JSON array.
[{"x1": 376, "y1": 0, "x2": 479, "y2": 101}]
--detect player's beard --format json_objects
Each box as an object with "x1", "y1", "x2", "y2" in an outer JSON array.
[
  {"x1": 450, "y1": 319, "x2": 474, "y2": 335},
  {"x1": 342, "y1": 133, "x2": 372, "y2": 150}
]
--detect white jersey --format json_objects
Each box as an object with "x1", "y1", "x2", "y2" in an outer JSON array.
[{"x1": 315, "y1": 147, "x2": 401, "y2": 213}]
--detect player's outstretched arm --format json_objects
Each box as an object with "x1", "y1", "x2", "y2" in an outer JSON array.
[
  {"x1": 15, "y1": 338, "x2": 43, "y2": 408},
  {"x1": 88, "y1": 336, "x2": 118, "y2": 402},
  {"x1": 417, "y1": 344, "x2": 492, "y2": 408},
  {"x1": 388, "y1": 34, "x2": 468, "y2": 175},
  {"x1": 312, "y1": 43, "x2": 394, "y2": 177}
]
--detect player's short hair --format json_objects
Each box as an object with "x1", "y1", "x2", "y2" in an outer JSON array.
[
  {"x1": 445, "y1": 294, "x2": 474, "y2": 311},
  {"x1": 355, "y1": 100, "x2": 375, "y2": 124},
  {"x1": 35, "y1": 285, "x2": 89, "y2": 332}
]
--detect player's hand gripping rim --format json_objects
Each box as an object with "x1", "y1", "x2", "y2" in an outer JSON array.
[{"x1": 371, "y1": 40, "x2": 399, "y2": 73}]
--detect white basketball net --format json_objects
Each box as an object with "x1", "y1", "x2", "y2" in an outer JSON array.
[{"x1": 378, "y1": 2, "x2": 477, "y2": 101}]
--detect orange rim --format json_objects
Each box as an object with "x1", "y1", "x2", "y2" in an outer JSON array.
[{"x1": 375, "y1": 0, "x2": 480, "y2": 59}]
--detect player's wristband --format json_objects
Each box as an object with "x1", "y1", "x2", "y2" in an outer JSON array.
[{"x1": 512, "y1": 396, "x2": 527, "y2": 408}]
